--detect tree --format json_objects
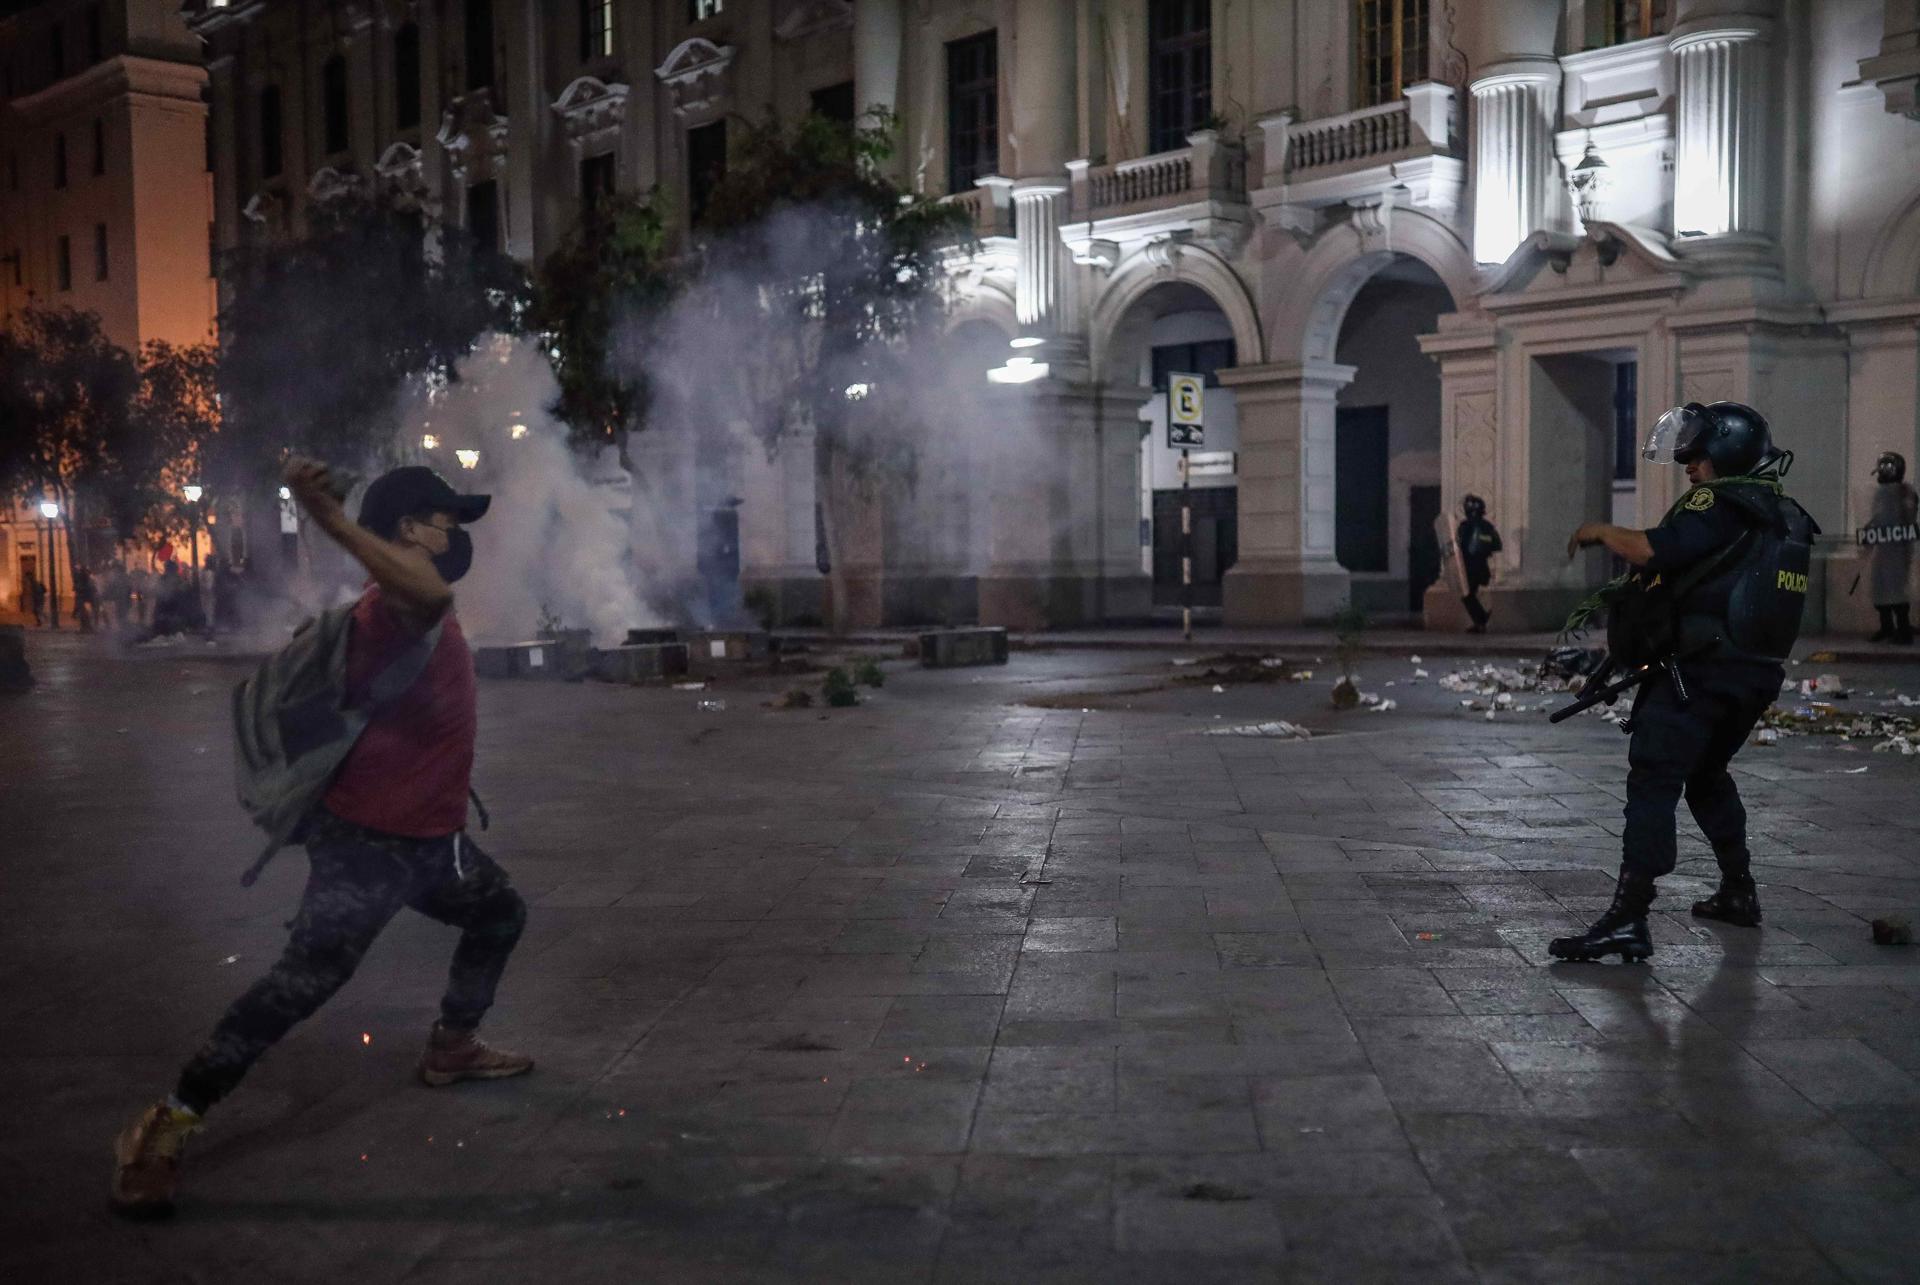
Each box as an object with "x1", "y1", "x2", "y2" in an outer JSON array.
[
  {"x1": 120, "y1": 341, "x2": 221, "y2": 549},
  {"x1": 216, "y1": 190, "x2": 531, "y2": 481},
  {"x1": 0, "y1": 307, "x2": 141, "y2": 614},
  {"x1": 531, "y1": 190, "x2": 674, "y2": 457},
  {"x1": 693, "y1": 111, "x2": 968, "y2": 630}
]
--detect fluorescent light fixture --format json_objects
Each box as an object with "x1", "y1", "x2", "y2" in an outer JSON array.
[
  {"x1": 182, "y1": 484, "x2": 204, "y2": 503},
  {"x1": 987, "y1": 356, "x2": 1049, "y2": 384},
  {"x1": 455, "y1": 449, "x2": 481, "y2": 470},
  {"x1": 1009, "y1": 335, "x2": 1044, "y2": 349},
  {"x1": 278, "y1": 486, "x2": 292, "y2": 500},
  {"x1": 421, "y1": 433, "x2": 440, "y2": 450}
]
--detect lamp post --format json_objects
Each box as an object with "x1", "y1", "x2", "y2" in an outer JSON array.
[
  {"x1": 38, "y1": 499, "x2": 60, "y2": 628},
  {"x1": 181, "y1": 485, "x2": 206, "y2": 626}
]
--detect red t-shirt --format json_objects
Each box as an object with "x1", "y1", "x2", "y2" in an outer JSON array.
[{"x1": 322, "y1": 585, "x2": 476, "y2": 837}]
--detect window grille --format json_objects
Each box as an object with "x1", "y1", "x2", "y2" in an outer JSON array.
[
  {"x1": 945, "y1": 31, "x2": 997, "y2": 194},
  {"x1": 1355, "y1": 0, "x2": 1428, "y2": 108},
  {"x1": 1148, "y1": 0, "x2": 1211, "y2": 154},
  {"x1": 581, "y1": 0, "x2": 613, "y2": 61}
]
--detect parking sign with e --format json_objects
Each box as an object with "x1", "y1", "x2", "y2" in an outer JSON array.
[{"x1": 1168, "y1": 373, "x2": 1204, "y2": 447}]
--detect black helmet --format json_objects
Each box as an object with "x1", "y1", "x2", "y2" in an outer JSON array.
[
  {"x1": 1876, "y1": 451, "x2": 1907, "y2": 483},
  {"x1": 1462, "y1": 494, "x2": 1486, "y2": 518},
  {"x1": 1643, "y1": 401, "x2": 1774, "y2": 476}
]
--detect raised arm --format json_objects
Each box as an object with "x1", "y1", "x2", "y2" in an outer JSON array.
[
  {"x1": 1568, "y1": 522, "x2": 1655, "y2": 567},
  {"x1": 284, "y1": 457, "x2": 453, "y2": 627}
]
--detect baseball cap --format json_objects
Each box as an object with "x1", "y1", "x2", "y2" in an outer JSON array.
[{"x1": 356, "y1": 465, "x2": 491, "y2": 539}]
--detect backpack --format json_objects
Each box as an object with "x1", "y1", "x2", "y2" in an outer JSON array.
[{"x1": 231, "y1": 603, "x2": 442, "y2": 886}]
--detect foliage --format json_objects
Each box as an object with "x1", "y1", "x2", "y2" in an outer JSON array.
[
  {"x1": 0, "y1": 306, "x2": 139, "y2": 535},
  {"x1": 121, "y1": 341, "x2": 220, "y2": 543},
  {"x1": 822, "y1": 665, "x2": 860, "y2": 707},
  {"x1": 690, "y1": 110, "x2": 968, "y2": 628},
  {"x1": 531, "y1": 191, "x2": 674, "y2": 452},
  {"x1": 853, "y1": 658, "x2": 885, "y2": 688},
  {"x1": 1331, "y1": 600, "x2": 1369, "y2": 680},
  {"x1": 216, "y1": 191, "x2": 530, "y2": 480}
]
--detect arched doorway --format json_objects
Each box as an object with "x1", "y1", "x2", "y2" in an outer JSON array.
[{"x1": 1329, "y1": 256, "x2": 1455, "y2": 620}]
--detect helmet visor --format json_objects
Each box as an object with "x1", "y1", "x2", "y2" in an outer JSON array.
[{"x1": 1643, "y1": 404, "x2": 1710, "y2": 464}]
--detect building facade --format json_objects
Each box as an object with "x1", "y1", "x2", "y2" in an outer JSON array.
[
  {"x1": 184, "y1": 0, "x2": 1920, "y2": 633},
  {"x1": 1, "y1": 0, "x2": 214, "y2": 620}
]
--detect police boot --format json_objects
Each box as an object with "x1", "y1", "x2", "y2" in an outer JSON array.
[
  {"x1": 1896, "y1": 605, "x2": 1915, "y2": 646},
  {"x1": 1871, "y1": 607, "x2": 1895, "y2": 643},
  {"x1": 1549, "y1": 871, "x2": 1655, "y2": 963},
  {"x1": 1692, "y1": 871, "x2": 1763, "y2": 927}
]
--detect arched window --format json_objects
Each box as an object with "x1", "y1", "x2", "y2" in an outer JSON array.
[
  {"x1": 323, "y1": 55, "x2": 349, "y2": 154},
  {"x1": 394, "y1": 23, "x2": 421, "y2": 130}
]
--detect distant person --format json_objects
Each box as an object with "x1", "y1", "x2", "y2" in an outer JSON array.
[
  {"x1": 1865, "y1": 451, "x2": 1916, "y2": 644},
  {"x1": 105, "y1": 563, "x2": 132, "y2": 630},
  {"x1": 1457, "y1": 495, "x2": 1503, "y2": 633},
  {"x1": 28, "y1": 573, "x2": 46, "y2": 627},
  {"x1": 113, "y1": 460, "x2": 531, "y2": 1217},
  {"x1": 73, "y1": 565, "x2": 98, "y2": 633},
  {"x1": 129, "y1": 564, "x2": 154, "y2": 625},
  {"x1": 213, "y1": 558, "x2": 241, "y2": 632}
]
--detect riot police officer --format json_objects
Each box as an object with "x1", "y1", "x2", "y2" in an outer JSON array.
[
  {"x1": 1551, "y1": 401, "x2": 1814, "y2": 962},
  {"x1": 1457, "y1": 495, "x2": 1503, "y2": 632},
  {"x1": 1865, "y1": 451, "x2": 1916, "y2": 644}
]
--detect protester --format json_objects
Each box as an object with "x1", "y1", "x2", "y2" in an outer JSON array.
[
  {"x1": 73, "y1": 565, "x2": 98, "y2": 633},
  {"x1": 112, "y1": 459, "x2": 531, "y2": 1217},
  {"x1": 212, "y1": 557, "x2": 242, "y2": 632}
]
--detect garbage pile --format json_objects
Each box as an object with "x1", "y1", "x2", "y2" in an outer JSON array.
[
  {"x1": 1438, "y1": 660, "x2": 1582, "y2": 717},
  {"x1": 1756, "y1": 676, "x2": 1919, "y2": 754}
]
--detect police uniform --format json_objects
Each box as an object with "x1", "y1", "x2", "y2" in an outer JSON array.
[{"x1": 1619, "y1": 482, "x2": 1785, "y2": 887}]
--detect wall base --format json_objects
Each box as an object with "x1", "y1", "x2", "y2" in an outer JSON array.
[
  {"x1": 740, "y1": 575, "x2": 826, "y2": 629},
  {"x1": 1222, "y1": 560, "x2": 1351, "y2": 625},
  {"x1": 978, "y1": 572, "x2": 1152, "y2": 630}
]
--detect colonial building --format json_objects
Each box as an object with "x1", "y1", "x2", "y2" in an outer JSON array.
[
  {"x1": 184, "y1": 0, "x2": 1920, "y2": 633},
  {"x1": 1, "y1": 0, "x2": 213, "y2": 620}
]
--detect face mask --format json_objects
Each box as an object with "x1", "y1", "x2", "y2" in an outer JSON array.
[{"x1": 431, "y1": 527, "x2": 473, "y2": 583}]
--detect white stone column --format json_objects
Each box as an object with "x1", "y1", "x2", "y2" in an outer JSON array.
[
  {"x1": 1669, "y1": 15, "x2": 1774, "y2": 251},
  {"x1": 1219, "y1": 362, "x2": 1354, "y2": 625},
  {"x1": 1010, "y1": 3, "x2": 1074, "y2": 177},
  {"x1": 502, "y1": 0, "x2": 542, "y2": 261},
  {"x1": 853, "y1": 0, "x2": 903, "y2": 121},
  {"x1": 1469, "y1": 60, "x2": 1561, "y2": 265},
  {"x1": 1013, "y1": 182, "x2": 1067, "y2": 333}
]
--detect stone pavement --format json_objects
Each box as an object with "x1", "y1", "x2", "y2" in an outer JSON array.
[{"x1": 3, "y1": 633, "x2": 1920, "y2": 1283}]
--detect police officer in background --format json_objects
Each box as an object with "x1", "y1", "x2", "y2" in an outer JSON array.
[
  {"x1": 1551, "y1": 401, "x2": 1814, "y2": 962},
  {"x1": 1457, "y1": 495, "x2": 1503, "y2": 633},
  {"x1": 1865, "y1": 451, "x2": 1916, "y2": 644}
]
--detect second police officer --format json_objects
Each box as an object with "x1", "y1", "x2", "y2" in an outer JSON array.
[{"x1": 1554, "y1": 401, "x2": 1817, "y2": 962}]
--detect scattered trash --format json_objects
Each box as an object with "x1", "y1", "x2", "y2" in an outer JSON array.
[
  {"x1": 1806, "y1": 650, "x2": 1838, "y2": 663},
  {"x1": 1360, "y1": 693, "x2": 1397, "y2": 712},
  {"x1": 1830, "y1": 766, "x2": 1871, "y2": 774},
  {"x1": 219, "y1": 955, "x2": 240, "y2": 966},
  {"x1": 1409, "y1": 655, "x2": 1422, "y2": 665},
  {"x1": 1484, "y1": 710, "x2": 1498, "y2": 721},
  {"x1": 1171, "y1": 656, "x2": 1200, "y2": 667},
  {"x1": 1288, "y1": 669, "x2": 1314, "y2": 682},
  {"x1": 1019, "y1": 872, "x2": 1054, "y2": 885},
  {"x1": 1203, "y1": 721, "x2": 1311, "y2": 740},
  {"x1": 1259, "y1": 657, "x2": 1287, "y2": 668},
  {"x1": 1414, "y1": 668, "x2": 1430, "y2": 679},
  {"x1": 1799, "y1": 674, "x2": 1850, "y2": 699},
  {"x1": 1175, "y1": 654, "x2": 1299, "y2": 685},
  {"x1": 1541, "y1": 647, "x2": 1608, "y2": 681},
  {"x1": 1753, "y1": 728, "x2": 1781, "y2": 746},
  {"x1": 1871, "y1": 916, "x2": 1913, "y2": 946},
  {"x1": 673, "y1": 681, "x2": 707, "y2": 691},
  {"x1": 697, "y1": 699, "x2": 727, "y2": 712},
  {"x1": 1211, "y1": 684, "x2": 1226, "y2": 694},
  {"x1": 1414, "y1": 932, "x2": 1439, "y2": 941}
]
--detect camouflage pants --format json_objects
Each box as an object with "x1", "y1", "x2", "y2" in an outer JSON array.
[{"x1": 174, "y1": 813, "x2": 527, "y2": 1114}]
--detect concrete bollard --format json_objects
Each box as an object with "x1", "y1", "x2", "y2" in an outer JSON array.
[
  {"x1": 591, "y1": 642, "x2": 691, "y2": 684},
  {"x1": 918, "y1": 627, "x2": 1009, "y2": 668},
  {"x1": 0, "y1": 625, "x2": 32, "y2": 692}
]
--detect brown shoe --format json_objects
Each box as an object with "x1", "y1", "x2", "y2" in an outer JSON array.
[
  {"x1": 418, "y1": 1023, "x2": 534, "y2": 1087},
  {"x1": 111, "y1": 1103, "x2": 200, "y2": 1217}
]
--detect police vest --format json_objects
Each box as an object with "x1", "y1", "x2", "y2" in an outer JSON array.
[{"x1": 1609, "y1": 482, "x2": 1818, "y2": 665}]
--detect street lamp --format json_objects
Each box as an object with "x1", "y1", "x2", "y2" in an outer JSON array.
[
  {"x1": 181, "y1": 483, "x2": 207, "y2": 609},
  {"x1": 37, "y1": 500, "x2": 61, "y2": 628},
  {"x1": 454, "y1": 448, "x2": 481, "y2": 470}
]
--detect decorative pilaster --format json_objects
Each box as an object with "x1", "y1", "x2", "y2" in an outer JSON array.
[
  {"x1": 1013, "y1": 182, "x2": 1067, "y2": 332},
  {"x1": 1218, "y1": 361, "x2": 1355, "y2": 625},
  {"x1": 1670, "y1": 19, "x2": 1773, "y2": 253},
  {"x1": 1469, "y1": 60, "x2": 1561, "y2": 264}
]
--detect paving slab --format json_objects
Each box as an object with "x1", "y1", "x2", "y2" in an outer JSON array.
[{"x1": 3, "y1": 633, "x2": 1920, "y2": 1280}]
